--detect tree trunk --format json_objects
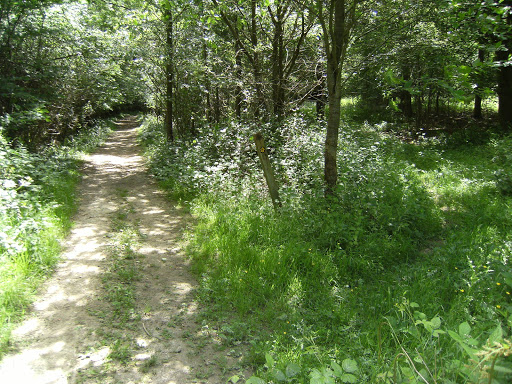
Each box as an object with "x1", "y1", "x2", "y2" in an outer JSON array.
[
  {"x1": 325, "y1": 75, "x2": 342, "y2": 195},
  {"x1": 320, "y1": 0, "x2": 356, "y2": 196},
  {"x1": 401, "y1": 67, "x2": 413, "y2": 118},
  {"x1": 270, "y1": 1, "x2": 286, "y2": 121},
  {"x1": 497, "y1": 60, "x2": 512, "y2": 131},
  {"x1": 203, "y1": 29, "x2": 211, "y2": 123},
  {"x1": 235, "y1": 35, "x2": 243, "y2": 120},
  {"x1": 163, "y1": 3, "x2": 174, "y2": 142},
  {"x1": 415, "y1": 94, "x2": 422, "y2": 130},
  {"x1": 473, "y1": 48, "x2": 485, "y2": 119},
  {"x1": 253, "y1": 132, "x2": 281, "y2": 210},
  {"x1": 214, "y1": 87, "x2": 221, "y2": 123},
  {"x1": 251, "y1": 0, "x2": 263, "y2": 120},
  {"x1": 497, "y1": 0, "x2": 512, "y2": 131}
]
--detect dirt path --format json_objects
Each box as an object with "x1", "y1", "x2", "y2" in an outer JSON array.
[{"x1": 0, "y1": 117, "x2": 249, "y2": 384}]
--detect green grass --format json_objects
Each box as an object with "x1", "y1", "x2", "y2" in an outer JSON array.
[
  {"x1": 0, "y1": 119, "x2": 113, "y2": 358},
  {"x1": 102, "y1": 199, "x2": 142, "y2": 328},
  {"x1": 140, "y1": 110, "x2": 512, "y2": 383}
]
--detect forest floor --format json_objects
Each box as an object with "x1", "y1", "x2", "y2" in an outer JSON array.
[{"x1": 0, "y1": 117, "x2": 249, "y2": 384}]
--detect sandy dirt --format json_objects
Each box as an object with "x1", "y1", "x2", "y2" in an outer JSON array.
[{"x1": 0, "y1": 117, "x2": 249, "y2": 384}]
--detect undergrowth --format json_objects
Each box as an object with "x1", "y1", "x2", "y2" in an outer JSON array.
[
  {"x1": 0, "y1": 119, "x2": 114, "y2": 358},
  {"x1": 140, "y1": 109, "x2": 512, "y2": 383}
]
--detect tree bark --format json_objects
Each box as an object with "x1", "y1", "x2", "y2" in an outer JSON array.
[
  {"x1": 251, "y1": 0, "x2": 264, "y2": 120},
  {"x1": 203, "y1": 25, "x2": 212, "y2": 123},
  {"x1": 270, "y1": 0, "x2": 286, "y2": 121},
  {"x1": 401, "y1": 67, "x2": 413, "y2": 118},
  {"x1": 497, "y1": 0, "x2": 512, "y2": 131},
  {"x1": 235, "y1": 32, "x2": 243, "y2": 120},
  {"x1": 319, "y1": 0, "x2": 356, "y2": 196},
  {"x1": 163, "y1": 3, "x2": 174, "y2": 141},
  {"x1": 497, "y1": 52, "x2": 512, "y2": 131},
  {"x1": 473, "y1": 48, "x2": 485, "y2": 119},
  {"x1": 253, "y1": 132, "x2": 281, "y2": 210}
]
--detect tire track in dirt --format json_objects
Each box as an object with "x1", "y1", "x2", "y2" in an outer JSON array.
[{"x1": 0, "y1": 117, "x2": 250, "y2": 383}]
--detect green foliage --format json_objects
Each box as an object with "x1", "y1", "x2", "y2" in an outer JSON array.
[
  {"x1": 247, "y1": 353, "x2": 359, "y2": 384},
  {"x1": 142, "y1": 111, "x2": 497, "y2": 381},
  {"x1": 0, "y1": 1, "x2": 148, "y2": 147},
  {"x1": 379, "y1": 300, "x2": 512, "y2": 384},
  {"x1": 492, "y1": 134, "x2": 512, "y2": 195},
  {"x1": 140, "y1": 103, "x2": 512, "y2": 381}
]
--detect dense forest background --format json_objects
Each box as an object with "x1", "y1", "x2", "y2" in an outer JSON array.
[
  {"x1": 1, "y1": 0, "x2": 512, "y2": 383},
  {"x1": 2, "y1": 0, "x2": 512, "y2": 148}
]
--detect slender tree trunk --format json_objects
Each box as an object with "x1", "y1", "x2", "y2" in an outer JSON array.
[
  {"x1": 401, "y1": 67, "x2": 413, "y2": 118},
  {"x1": 415, "y1": 94, "x2": 422, "y2": 130},
  {"x1": 325, "y1": 69, "x2": 342, "y2": 194},
  {"x1": 235, "y1": 36, "x2": 243, "y2": 120},
  {"x1": 473, "y1": 94, "x2": 482, "y2": 119},
  {"x1": 251, "y1": 0, "x2": 263, "y2": 120},
  {"x1": 497, "y1": 49, "x2": 512, "y2": 131},
  {"x1": 203, "y1": 31, "x2": 211, "y2": 123},
  {"x1": 163, "y1": 4, "x2": 174, "y2": 141},
  {"x1": 473, "y1": 48, "x2": 485, "y2": 119},
  {"x1": 214, "y1": 87, "x2": 221, "y2": 123},
  {"x1": 497, "y1": 0, "x2": 512, "y2": 131},
  {"x1": 270, "y1": 1, "x2": 286, "y2": 121},
  {"x1": 199, "y1": 0, "x2": 211, "y2": 123},
  {"x1": 320, "y1": 0, "x2": 356, "y2": 196}
]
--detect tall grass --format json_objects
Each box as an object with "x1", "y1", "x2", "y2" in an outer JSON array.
[
  {"x1": 140, "y1": 110, "x2": 512, "y2": 383},
  {"x1": 0, "y1": 119, "x2": 114, "y2": 357}
]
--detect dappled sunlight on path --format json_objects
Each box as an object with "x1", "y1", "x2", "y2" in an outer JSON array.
[{"x1": 0, "y1": 117, "x2": 247, "y2": 383}]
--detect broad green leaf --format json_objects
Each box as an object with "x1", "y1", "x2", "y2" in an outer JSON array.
[
  {"x1": 414, "y1": 311, "x2": 426, "y2": 320},
  {"x1": 340, "y1": 373, "x2": 358, "y2": 383},
  {"x1": 310, "y1": 369, "x2": 323, "y2": 384},
  {"x1": 246, "y1": 377, "x2": 266, "y2": 384},
  {"x1": 458, "y1": 65, "x2": 472, "y2": 74},
  {"x1": 488, "y1": 324, "x2": 503, "y2": 345},
  {"x1": 330, "y1": 361, "x2": 343, "y2": 377},
  {"x1": 433, "y1": 329, "x2": 446, "y2": 337},
  {"x1": 431, "y1": 316, "x2": 441, "y2": 329},
  {"x1": 273, "y1": 369, "x2": 286, "y2": 382},
  {"x1": 285, "y1": 363, "x2": 301, "y2": 378},
  {"x1": 448, "y1": 329, "x2": 463, "y2": 343},
  {"x1": 459, "y1": 322, "x2": 471, "y2": 337},
  {"x1": 410, "y1": 302, "x2": 420, "y2": 308},
  {"x1": 448, "y1": 330, "x2": 479, "y2": 359},
  {"x1": 342, "y1": 359, "x2": 358, "y2": 373},
  {"x1": 265, "y1": 353, "x2": 275, "y2": 369},
  {"x1": 493, "y1": 364, "x2": 512, "y2": 374}
]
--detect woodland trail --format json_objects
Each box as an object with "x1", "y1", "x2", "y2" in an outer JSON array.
[{"x1": 0, "y1": 117, "x2": 248, "y2": 384}]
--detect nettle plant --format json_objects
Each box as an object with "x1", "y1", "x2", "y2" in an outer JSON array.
[
  {"x1": 242, "y1": 353, "x2": 360, "y2": 384},
  {"x1": 379, "y1": 299, "x2": 512, "y2": 384}
]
